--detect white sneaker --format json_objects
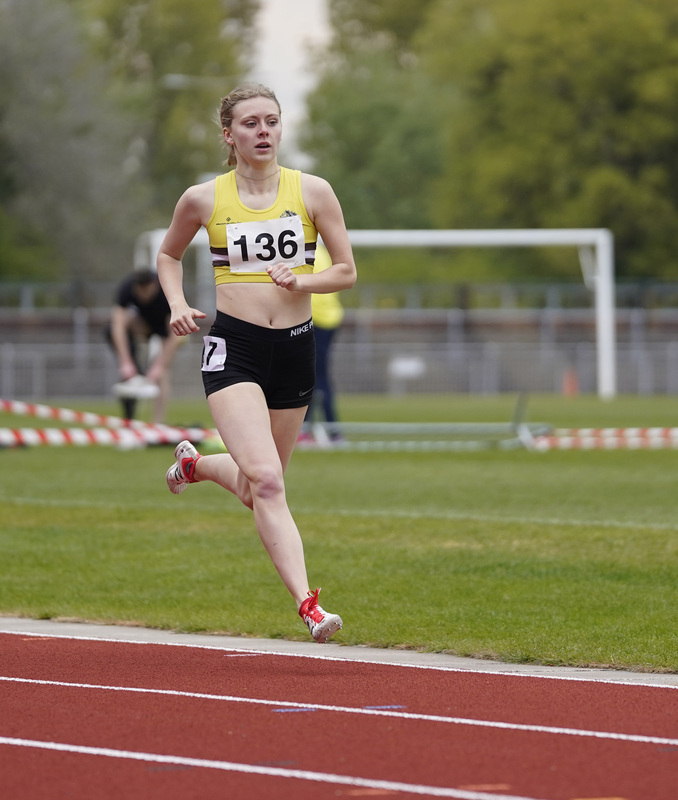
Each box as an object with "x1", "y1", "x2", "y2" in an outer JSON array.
[
  {"x1": 166, "y1": 440, "x2": 201, "y2": 495},
  {"x1": 113, "y1": 375, "x2": 160, "y2": 400},
  {"x1": 298, "y1": 588, "x2": 343, "y2": 643}
]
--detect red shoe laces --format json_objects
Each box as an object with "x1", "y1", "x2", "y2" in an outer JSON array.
[{"x1": 300, "y1": 589, "x2": 324, "y2": 622}]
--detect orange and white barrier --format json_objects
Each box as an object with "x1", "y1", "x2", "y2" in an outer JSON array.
[
  {"x1": 0, "y1": 399, "x2": 216, "y2": 448},
  {"x1": 534, "y1": 427, "x2": 678, "y2": 451},
  {"x1": 0, "y1": 398, "x2": 139, "y2": 429},
  {"x1": 555, "y1": 427, "x2": 678, "y2": 440},
  {"x1": 4, "y1": 398, "x2": 677, "y2": 452}
]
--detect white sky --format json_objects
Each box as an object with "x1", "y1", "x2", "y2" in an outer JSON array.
[{"x1": 248, "y1": 0, "x2": 331, "y2": 165}]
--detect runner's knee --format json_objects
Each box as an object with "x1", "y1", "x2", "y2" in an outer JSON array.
[{"x1": 248, "y1": 464, "x2": 285, "y2": 503}]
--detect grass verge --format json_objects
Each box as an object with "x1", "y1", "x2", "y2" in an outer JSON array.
[{"x1": 0, "y1": 394, "x2": 676, "y2": 671}]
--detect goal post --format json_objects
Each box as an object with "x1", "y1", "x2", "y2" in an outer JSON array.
[
  {"x1": 347, "y1": 229, "x2": 616, "y2": 400},
  {"x1": 135, "y1": 227, "x2": 616, "y2": 399}
]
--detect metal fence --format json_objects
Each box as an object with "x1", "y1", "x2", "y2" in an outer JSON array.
[{"x1": 2, "y1": 338, "x2": 678, "y2": 401}]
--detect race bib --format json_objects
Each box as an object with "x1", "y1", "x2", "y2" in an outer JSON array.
[
  {"x1": 201, "y1": 336, "x2": 227, "y2": 372},
  {"x1": 226, "y1": 215, "x2": 305, "y2": 273}
]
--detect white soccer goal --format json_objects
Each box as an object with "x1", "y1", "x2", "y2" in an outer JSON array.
[{"x1": 135, "y1": 227, "x2": 616, "y2": 399}]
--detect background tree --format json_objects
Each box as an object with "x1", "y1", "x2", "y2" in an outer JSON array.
[
  {"x1": 302, "y1": 47, "x2": 443, "y2": 231},
  {"x1": 328, "y1": 0, "x2": 438, "y2": 52},
  {"x1": 0, "y1": 0, "x2": 256, "y2": 287},
  {"x1": 305, "y1": 0, "x2": 678, "y2": 282},
  {"x1": 419, "y1": 0, "x2": 678, "y2": 279},
  {"x1": 0, "y1": 0, "x2": 146, "y2": 287},
  {"x1": 300, "y1": 0, "x2": 447, "y2": 282},
  {"x1": 303, "y1": 0, "x2": 441, "y2": 231},
  {"x1": 78, "y1": 0, "x2": 257, "y2": 216}
]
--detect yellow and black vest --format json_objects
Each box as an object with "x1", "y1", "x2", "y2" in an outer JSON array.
[{"x1": 206, "y1": 167, "x2": 317, "y2": 285}]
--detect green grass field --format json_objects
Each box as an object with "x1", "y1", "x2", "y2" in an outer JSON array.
[{"x1": 1, "y1": 393, "x2": 677, "y2": 672}]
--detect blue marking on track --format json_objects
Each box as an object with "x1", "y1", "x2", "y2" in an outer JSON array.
[{"x1": 272, "y1": 708, "x2": 318, "y2": 713}]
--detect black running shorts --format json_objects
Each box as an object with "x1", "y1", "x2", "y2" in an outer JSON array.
[{"x1": 201, "y1": 311, "x2": 315, "y2": 409}]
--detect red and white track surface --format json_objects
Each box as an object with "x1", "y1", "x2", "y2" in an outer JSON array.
[{"x1": 1, "y1": 618, "x2": 676, "y2": 800}]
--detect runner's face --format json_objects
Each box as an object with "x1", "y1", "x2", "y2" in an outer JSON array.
[{"x1": 224, "y1": 97, "x2": 281, "y2": 166}]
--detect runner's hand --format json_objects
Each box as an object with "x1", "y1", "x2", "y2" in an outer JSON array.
[
  {"x1": 170, "y1": 306, "x2": 207, "y2": 336},
  {"x1": 267, "y1": 263, "x2": 298, "y2": 291}
]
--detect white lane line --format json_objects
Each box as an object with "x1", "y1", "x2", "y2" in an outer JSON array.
[
  {"x1": 2, "y1": 676, "x2": 676, "y2": 747},
  {"x1": 1, "y1": 628, "x2": 675, "y2": 688},
  {"x1": 0, "y1": 735, "x2": 547, "y2": 800}
]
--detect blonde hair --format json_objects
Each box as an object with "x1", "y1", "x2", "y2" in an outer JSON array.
[{"x1": 218, "y1": 83, "x2": 281, "y2": 167}]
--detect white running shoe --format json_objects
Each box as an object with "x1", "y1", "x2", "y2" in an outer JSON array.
[
  {"x1": 113, "y1": 375, "x2": 160, "y2": 400},
  {"x1": 299, "y1": 588, "x2": 343, "y2": 643},
  {"x1": 166, "y1": 440, "x2": 201, "y2": 495}
]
